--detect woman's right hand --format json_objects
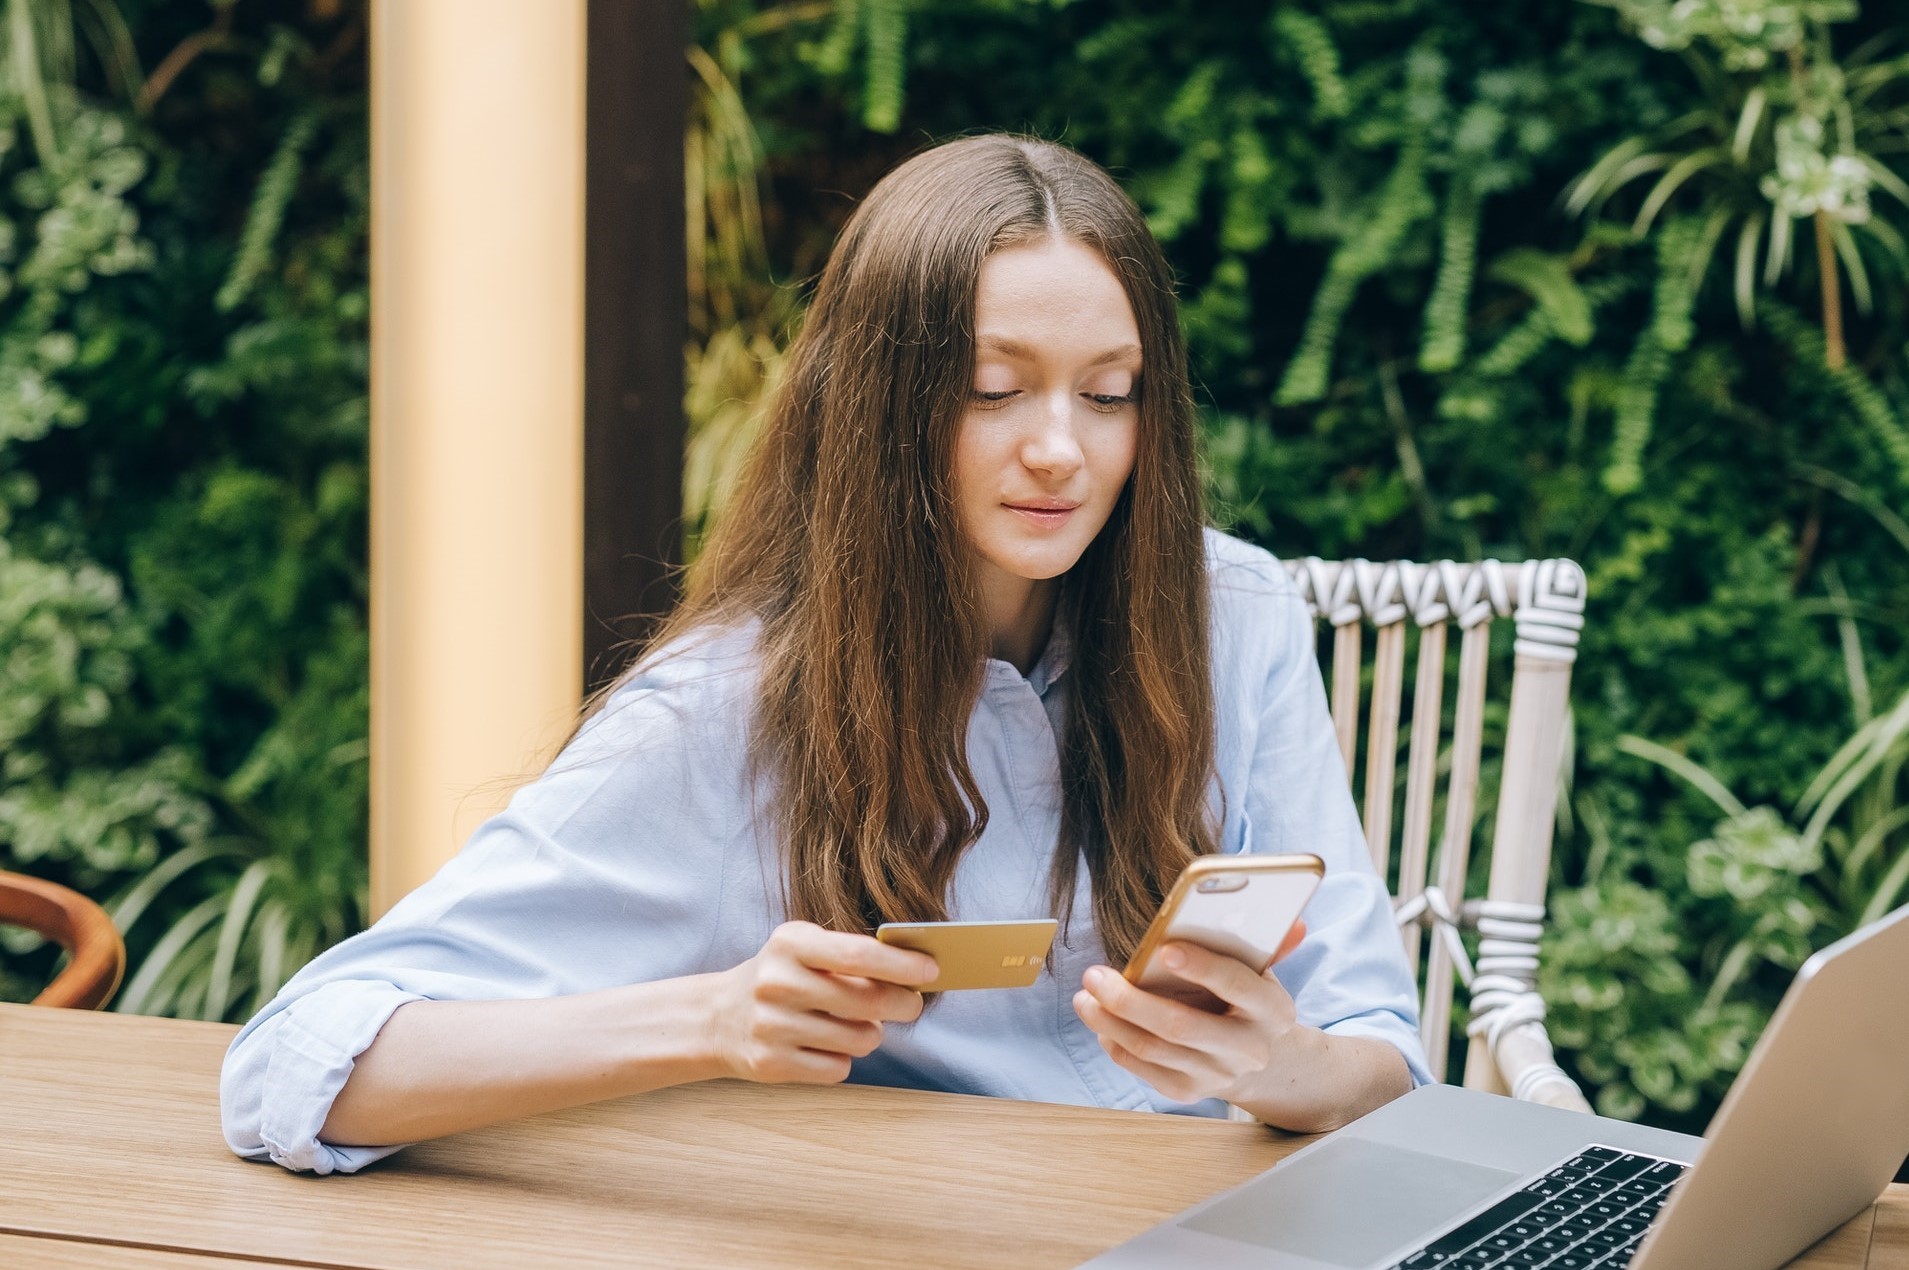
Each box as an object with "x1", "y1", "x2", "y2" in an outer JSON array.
[{"x1": 707, "y1": 921, "x2": 940, "y2": 1085}]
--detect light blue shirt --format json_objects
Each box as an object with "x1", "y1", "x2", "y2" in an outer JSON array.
[{"x1": 220, "y1": 530, "x2": 1432, "y2": 1173}]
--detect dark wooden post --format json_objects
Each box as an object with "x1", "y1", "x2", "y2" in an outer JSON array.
[{"x1": 583, "y1": 0, "x2": 687, "y2": 692}]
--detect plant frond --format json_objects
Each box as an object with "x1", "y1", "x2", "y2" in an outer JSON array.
[
  {"x1": 114, "y1": 891, "x2": 225, "y2": 1016},
  {"x1": 1616, "y1": 734, "x2": 1748, "y2": 817},
  {"x1": 1859, "y1": 827, "x2": 1909, "y2": 926},
  {"x1": 1765, "y1": 208, "x2": 1794, "y2": 286},
  {"x1": 1732, "y1": 86, "x2": 1765, "y2": 164},
  {"x1": 1859, "y1": 213, "x2": 1909, "y2": 279},
  {"x1": 1486, "y1": 247, "x2": 1593, "y2": 345},
  {"x1": 206, "y1": 858, "x2": 273, "y2": 1020},
  {"x1": 1733, "y1": 211, "x2": 1763, "y2": 327},
  {"x1": 108, "y1": 840, "x2": 240, "y2": 933},
  {"x1": 1565, "y1": 134, "x2": 1659, "y2": 217},
  {"x1": 1844, "y1": 806, "x2": 1909, "y2": 889},
  {"x1": 1791, "y1": 462, "x2": 1909, "y2": 559},
  {"x1": 1798, "y1": 690, "x2": 1909, "y2": 849},
  {"x1": 1632, "y1": 148, "x2": 1727, "y2": 236},
  {"x1": 1830, "y1": 219, "x2": 1872, "y2": 313},
  {"x1": 1861, "y1": 155, "x2": 1909, "y2": 211}
]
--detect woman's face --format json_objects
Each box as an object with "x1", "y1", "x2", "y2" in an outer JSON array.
[{"x1": 953, "y1": 236, "x2": 1142, "y2": 598}]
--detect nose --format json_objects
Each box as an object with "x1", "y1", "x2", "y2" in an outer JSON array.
[{"x1": 1019, "y1": 389, "x2": 1084, "y2": 479}]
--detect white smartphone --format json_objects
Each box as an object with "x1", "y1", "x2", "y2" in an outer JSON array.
[{"x1": 1122, "y1": 853, "x2": 1324, "y2": 1010}]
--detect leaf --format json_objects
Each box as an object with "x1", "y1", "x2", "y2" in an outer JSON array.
[
  {"x1": 1486, "y1": 248, "x2": 1593, "y2": 345},
  {"x1": 860, "y1": 0, "x2": 906, "y2": 133},
  {"x1": 1861, "y1": 155, "x2": 1909, "y2": 212},
  {"x1": 106, "y1": 839, "x2": 238, "y2": 934},
  {"x1": 1798, "y1": 690, "x2": 1909, "y2": 854},
  {"x1": 1733, "y1": 211, "x2": 1762, "y2": 327},
  {"x1": 114, "y1": 891, "x2": 224, "y2": 1016},
  {"x1": 1829, "y1": 220, "x2": 1871, "y2": 313},
  {"x1": 1859, "y1": 212, "x2": 1909, "y2": 276},
  {"x1": 1732, "y1": 86, "x2": 1765, "y2": 164},
  {"x1": 1564, "y1": 111, "x2": 1710, "y2": 217},
  {"x1": 1859, "y1": 840, "x2": 1909, "y2": 928},
  {"x1": 1765, "y1": 207, "x2": 1793, "y2": 286},
  {"x1": 205, "y1": 858, "x2": 273, "y2": 1020},
  {"x1": 1616, "y1": 735, "x2": 1749, "y2": 818},
  {"x1": 1632, "y1": 148, "x2": 1726, "y2": 236},
  {"x1": 216, "y1": 109, "x2": 318, "y2": 313},
  {"x1": 1844, "y1": 806, "x2": 1909, "y2": 892}
]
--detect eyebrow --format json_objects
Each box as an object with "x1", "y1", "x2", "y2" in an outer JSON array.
[{"x1": 976, "y1": 336, "x2": 1142, "y2": 368}]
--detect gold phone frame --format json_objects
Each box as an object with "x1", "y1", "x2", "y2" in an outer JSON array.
[{"x1": 1122, "y1": 853, "x2": 1325, "y2": 995}]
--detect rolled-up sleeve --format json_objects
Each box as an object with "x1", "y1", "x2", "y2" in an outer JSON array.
[
  {"x1": 221, "y1": 980, "x2": 425, "y2": 1174},
  {"x1": 1215, "y1": 543, "x2": 1434, "y2": 1088},
  {"x1": 220, "y1": 633, "x2": 756, "y2": 1173}
]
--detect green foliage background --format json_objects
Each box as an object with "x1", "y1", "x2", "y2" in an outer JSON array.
[
  {"x1": 0, "y1": 0, "x2": 367, "y2": 1019},
  {"x1": 699, "y1": 0, "x2": 1909, "y2": 1130},
  {"x1": 3, "y1": 0, "x2": 1906, "y2": 1138}
]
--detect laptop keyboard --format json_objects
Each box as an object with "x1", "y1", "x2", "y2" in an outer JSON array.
[{"x1": 1389, "y1": 1145, "x2": 1689, "y2": 1269}]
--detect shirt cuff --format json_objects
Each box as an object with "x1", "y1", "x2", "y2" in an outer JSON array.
[{"x1": 254, "y1": 979, "x2": 426, "y2": 1175}]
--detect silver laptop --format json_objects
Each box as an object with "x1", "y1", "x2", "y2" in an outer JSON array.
[{"x1": 1085, "y1": 901, "x2": 1909, "y2": 1269}]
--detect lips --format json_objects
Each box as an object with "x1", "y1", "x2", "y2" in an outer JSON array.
[{"x1": 1004, "y1": 500, "x2": 1080, "y2": 529}]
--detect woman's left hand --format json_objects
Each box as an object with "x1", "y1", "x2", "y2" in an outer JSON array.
[{"x1": 1071, "y1": 922, "x2": 1313, "y2": 1110}]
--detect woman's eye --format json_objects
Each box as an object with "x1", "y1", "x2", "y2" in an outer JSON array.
[
  {"x1": 1087, "y1": 392, "x2": 1137, "y2": 412},
  {"x1": 971, "y1": 389, "x2": 1018, "y2": 404}
]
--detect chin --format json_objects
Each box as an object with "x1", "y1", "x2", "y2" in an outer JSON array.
[{"x1": 987, "y1": 545, "x2": 1087, "y2": 582}]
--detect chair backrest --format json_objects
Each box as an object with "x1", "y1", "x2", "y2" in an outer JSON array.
[
  {"x1": 1284, "y1": 558, "x2": 1591, "y2": 1111},
  {"x1": 0, "y1": 870, "x2": 126, "y2": 1010}
]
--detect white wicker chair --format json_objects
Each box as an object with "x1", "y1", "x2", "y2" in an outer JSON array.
[{"x1": 1284, "y1": 557, "x2": 1592, "y2": 1113}]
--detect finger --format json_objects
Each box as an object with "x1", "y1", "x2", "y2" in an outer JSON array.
[
  {"x1": 1072, "y1": 985, "x2": 1213, "y2": 1079},
  {"x1": 1076, "y1": 970, "x2": 1221, "y2": 1069},
  {"x1": 783, "y1": 1049, "x2": 856, "y2": 1084},
  {"x1": 740, "y1": 1045, "x2": 855, "y2": 1086},
  {"x1": 813, "y1": 970, "x2": 926, "y2": 1024},
  {"x1": 1273, "y1": 918, "x2": 1307, "y2": 963},
  {"x1": 760, "y1": 1006, "x2": 887, "y2": 1060},
  {"x1": 769, "y1": 922, "x2": 939, "y2": 987},
  {"x1": 1153, "y1": 941, "x2": 1284, "y2": 1013},
  {"x1": 1098, "y1": 1037, "x2": 1204, "y2": 1105}
]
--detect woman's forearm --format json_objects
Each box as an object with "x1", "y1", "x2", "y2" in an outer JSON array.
[
  {"x1": 319, "y1": 974, "x2": 728, "y2": 1147},
  {"x1": 1235, "y1": 1027, "x2": 1414, "y2": 1135}
]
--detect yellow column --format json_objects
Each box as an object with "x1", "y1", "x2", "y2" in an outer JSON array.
[{"x1": 369, "y1": 1, "x2": 585, "y2": 916}]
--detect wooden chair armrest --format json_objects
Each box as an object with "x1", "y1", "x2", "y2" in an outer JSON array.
[{"x1": 0, "y1": 870, "x2": 126, "y2": 1011}]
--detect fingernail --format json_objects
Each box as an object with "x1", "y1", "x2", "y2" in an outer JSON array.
[
  {"x1": 1163, "y1": 946, "x2": 1185, "y2": 970},
  {"x1": 1084, "y1": 967, "x2": 1106, "y2": 989}
]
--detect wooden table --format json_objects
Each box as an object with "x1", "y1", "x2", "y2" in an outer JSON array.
[{"x1": 2, "y1": 1005, "x2": 1902, "y2": 1268}]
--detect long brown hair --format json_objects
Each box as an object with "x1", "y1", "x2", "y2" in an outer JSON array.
[{"x1": 625, "y1": 135, "x2": 1216, "y2": 965}]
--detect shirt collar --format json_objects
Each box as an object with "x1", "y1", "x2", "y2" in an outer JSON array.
[{"x1": 1025, "y1": 595, "x2": 1075, "y2": 698}]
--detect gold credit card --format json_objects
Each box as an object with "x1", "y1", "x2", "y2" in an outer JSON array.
[{"x1": 875, "y1": 919, "x2": 1059, "y2": 991}]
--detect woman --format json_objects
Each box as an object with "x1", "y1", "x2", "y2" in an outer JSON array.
[{"x1": 221, "y1": 135, "x2": 1429, "y2": 1175}]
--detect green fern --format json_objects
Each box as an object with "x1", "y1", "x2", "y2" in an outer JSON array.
[
  {"x1": 1145, "y1": 138, "x2": 1218, "y2": 244},
  {"x1": 216, "y1": 109, "x2": 318, "y2": 314},
  {"x1": 1277, "y1": 145, "x2": 1430, "y2": 404},
  {"x1": 812, "y1": 0, "x2": 859, "y2": 77},
  {"x1": 1477, "y1": 274, "x2": 1627, "y2": 378},
  {"x1": 1488, "y1": 248, "x2": 1595, "y2": 346},
  {"x1": 1605, "y1": 216, "x2": 1705, "y2": 493},
  {"x1": 1764, "y1": 300, "x2": 1909, "y2": 488},
  {"x1": 1419, "y1": 174, "x2": 1481, "y2": 373},
  {"x1": 861, "y1": 0, "x2": 906, "y2": 133},
  {"x1": 1271, "y1": 8, "x2": 1349, "y2": 120},
  {"x1": 1219, "y1": 123, "x2": 1278, "y2": 254}
]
